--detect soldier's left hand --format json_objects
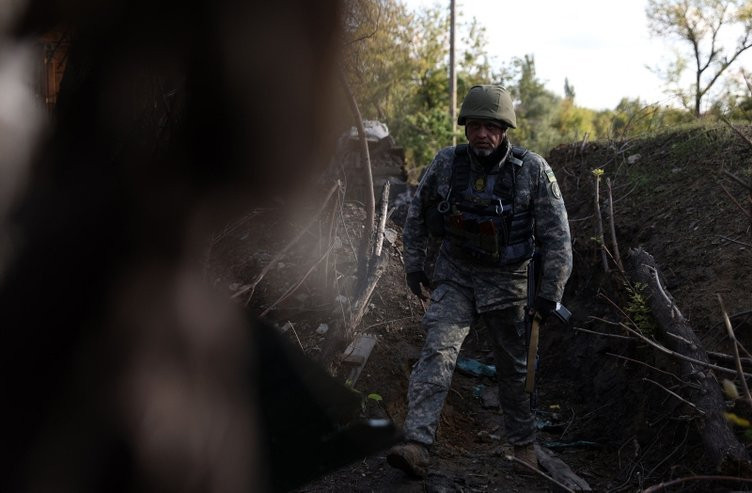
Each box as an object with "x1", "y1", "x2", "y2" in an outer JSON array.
[
  {"x1": 532, "y1": 297, "x2": 557, "y2": 321},
  {"x1": 405, "y1": 271, "x2": 431, "y2": 301}
]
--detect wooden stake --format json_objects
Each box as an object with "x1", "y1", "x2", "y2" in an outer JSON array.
[
  {"x1": 593, "y1": 172, "x2": 609, "y2": 272},
  {"x1": 606, "y1": 177, "x2": 624, "y2": 274}
]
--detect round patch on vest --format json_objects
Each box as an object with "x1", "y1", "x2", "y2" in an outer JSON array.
[
  {"x1": 474, "y1": 176, "x2": 486, "y2": 191},
  {"x1": 551, "y1": 182, "x2": 562, "y2": 199}
]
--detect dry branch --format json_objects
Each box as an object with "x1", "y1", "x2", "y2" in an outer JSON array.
[
  {"x1": 504, "y1": 455, "x2": 576, "y2": 493},
  {"x1": 233, "y1": 182, "x2": 340, "y2": 303},
  {"x1": 618, "y1": 321, "x2": 751, "y2": 378},
  {"x1": 708, "y1": 350, "x2": 752, "y2": 368},
  {"x1": 339, "y1": 70, "x2": 375, "y2": 287},
  {"x1": 723, "y1": 169, "x2": 752, "y2": 192},
  {"x1": 642, "y1": 377, "x2": 705, "y2": 415},
  {"x1": 718, "y1": 293, "x2": 752, "y2": 408},
  {"x1": 720, "y1": 115, "x2": 752, "y2": 150},
  {"x1": 627, "y1": 247, "x2": 750, "y2": 471},
  {"x1": 259, "y1": 243, "x2": 335, "y2": 318},
  {"x1": 374, "y1": 181, "x2": 390, "y2": 257},
  {"x1": 718, "y1": 181, "x2": 752, "y2": 219},
  {"x1": 642, "y1": 474, "x2": 752, "y2": 493},
  {"x1": 320, "y1": 183, "x2": 391, "y2": 369}
]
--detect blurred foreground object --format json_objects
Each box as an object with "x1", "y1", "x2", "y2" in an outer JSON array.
[{"x1": 0, "y1": 0, "x2": 397, "y2": 491}]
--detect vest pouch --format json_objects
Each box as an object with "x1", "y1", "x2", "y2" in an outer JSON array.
[
  {"x1": 425, "y1": 204, "x2": 446, "y2": 238},
  {"x1": 478, "y1": 220, "x2": 500, "y2": 260}
]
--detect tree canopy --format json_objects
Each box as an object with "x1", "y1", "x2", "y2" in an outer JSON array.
[
  {"x1": 646, "y1": 0, "x2": 752, "y2": 116},
  {"x1": 341, "y1": 0, "x2": 751, "y2": 180}
]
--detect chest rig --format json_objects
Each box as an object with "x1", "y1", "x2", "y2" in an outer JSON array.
[{"x1": 438, "y1": 144, "x2": 535, "y2": 265}]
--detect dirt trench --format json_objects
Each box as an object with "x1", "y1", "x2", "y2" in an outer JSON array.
[{"x1": 210, "y1": 124, "x2": 752, "y2": 492}]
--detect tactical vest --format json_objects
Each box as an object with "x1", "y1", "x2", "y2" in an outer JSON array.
[{"x1": 437, "y1": 144, "x2": 534, "y2": 265}]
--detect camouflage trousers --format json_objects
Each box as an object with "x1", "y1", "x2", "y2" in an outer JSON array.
[{"x1": 403, "y1": 283, "x2": 535, "y2": 446}]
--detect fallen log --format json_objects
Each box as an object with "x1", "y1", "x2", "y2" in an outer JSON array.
[{"x1": 627, "y1": 247, "x2": 750, "y2": 472}]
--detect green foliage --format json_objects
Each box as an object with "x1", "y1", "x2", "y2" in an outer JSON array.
[
  {"x1": 343, "y1": 0, "x2": 749, "y2": 181},
  {"x1": 645, "y1": 0, "x2": 752, "y2": 116},
  {"x1": 344, "y1": 0, "x2": 498, "y2": 178},
  {"x1": 624, "y1": 282, "x2": 658, "y2": 337}
]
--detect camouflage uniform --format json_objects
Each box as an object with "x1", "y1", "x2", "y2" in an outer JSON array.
[{"x1": 401, "y1": 140, "x2": 572, "y2": 446}]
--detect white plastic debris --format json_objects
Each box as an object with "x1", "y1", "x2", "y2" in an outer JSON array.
[
  {"x1": 627, "y1": 154, "x2": 641, "y2": 164},
  {"x1": 335, "y1": 294, "x2": 349, "y2": 304},
  {"x1": 384, "y1": 228, "x2": 398, "y2": 245}
]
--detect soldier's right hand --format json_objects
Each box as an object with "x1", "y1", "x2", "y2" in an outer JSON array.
[{"x1": 405, "y1": 271, "x2": 431, "y2": 301}]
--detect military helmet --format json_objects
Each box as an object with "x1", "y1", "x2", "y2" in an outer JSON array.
[{"x1": 457, "y1": 85, "x2": 516, "y2": 129}]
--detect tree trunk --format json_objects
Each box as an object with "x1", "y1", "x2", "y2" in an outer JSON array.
[{"x1": 627, "y1": 248, "x2": 750, "y2": 473}]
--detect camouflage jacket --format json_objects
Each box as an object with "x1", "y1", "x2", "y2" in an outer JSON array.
[{"x1": 402, "y1": 141, "x2": 572, "y2": 312}]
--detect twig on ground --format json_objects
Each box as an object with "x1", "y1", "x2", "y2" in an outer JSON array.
[
  {"x1": 717, "y1": 235, "x2": 752, "y2": 248},
  {"x1": 606, "y1": 352, "x2": 688, "y2": 386},
  {"x1": 718, "y1": 181, "x2": 752, "y2": 219},
  {"x1": 259, "y1": 243, "x2": 335, "y2": 318},
  {"x1": 569, "y1": 214, "x2": 594, "y2": 223},
  {"x1": 613, "y1": 181, "x2": 639, "y2": 205},
  {"x1": 648, "y1": 266, "x2": 682, "y2": 319},
  {"x1": 618, "y1": 322, "x2": 751, "y2": 378},
  {"x1": 646, "y1": 424, "x2": 689, "y2": 479},
  {"x1": 503, "y1": 456, "x2": 575, "y2": 493},
  {"x1": 642, "y1": 378, "x2": 705, "y2": 415},
  {"x1": 707, "y1": 350, "x2": 752, "y2": 367},
  {"x1": 664, "y1": 331, "x2": 695, "y2": 349},
  {"x1": 362, "y1": 316, "x2": 414, "y2": 332},
  {"x1": 286, "y1": 321, "x2": 305, "y2": 352},
  {"x1": 718, "y1": 293, "x2": 752, "y2": 408},
  {"x1": 587, "y1": 315, "x2": 624, "y2": 327},
  {"x1": 598, "y1": 292, "x2": 639, "y2": 328},
  {"x1": 374, "y1": 181, "x2": 391, "y2": 257},
  {"x1": 723, "y1": 169, "x2": 752, "y2": 192},
  {"x1": 323, "y1": 185, "x2": 342, "y2": 290},
  {"x1": 642, "y1": 475, "x2": 752, "y2": 493},
  {"x1": 720, "y1": 115, "x2": 752, "y2": 151},
  {"x1": 233, "y1": 182, "x2": 340, "y2": 303},
  {"x1": 574, "y1": 326, "x2": 634, "y2": 340}
]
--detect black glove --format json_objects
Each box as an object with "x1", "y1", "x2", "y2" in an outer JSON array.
[
  {"x1": 405, "y1": 271, "x2": 431, "y2": 300},
  {"x1": 532, "y1": 297, "x2": 557, "y2": 321}
]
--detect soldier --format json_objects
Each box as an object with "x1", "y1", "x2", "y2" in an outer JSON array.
[{"x1": 387, "y1": 85, "x2": 572, "y2": 478}]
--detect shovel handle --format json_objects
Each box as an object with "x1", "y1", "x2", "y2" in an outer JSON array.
[{"x1": 525, "y1": 317, "x2": 540, "y2": 394}]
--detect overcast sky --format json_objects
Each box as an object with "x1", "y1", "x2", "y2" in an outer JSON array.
[{"x1": 403, "y1": 0, "x2": 751, "y2": 110}]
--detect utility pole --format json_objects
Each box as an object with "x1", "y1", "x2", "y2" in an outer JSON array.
[{"x1": 449, "y1": 0, "x2": 456, "y2": 146}]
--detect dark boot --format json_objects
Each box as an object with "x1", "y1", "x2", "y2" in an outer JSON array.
[{"x1": 386, "y1": 441, "x2": 430, "y2": 478}]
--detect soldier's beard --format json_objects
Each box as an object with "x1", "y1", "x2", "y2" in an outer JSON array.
[{"x1": 471, "y1": 145, "x2": 493, "y2": 157}]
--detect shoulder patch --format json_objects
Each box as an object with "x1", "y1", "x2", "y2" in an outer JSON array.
[
  {"x1": 544, "y1": 169, "x2": 557, "y2": 183},
  {"x1": 551, "y1": 181, "x2": 562, "y2": 199}
]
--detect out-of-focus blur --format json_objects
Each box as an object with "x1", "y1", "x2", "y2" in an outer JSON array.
[{"x1": 0, "y1": 1, "x2": 395, "y2": 492}]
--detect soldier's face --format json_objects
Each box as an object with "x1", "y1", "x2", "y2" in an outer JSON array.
[{"x1": 466, "y1": 119, "x2": 506, "y2": 156}]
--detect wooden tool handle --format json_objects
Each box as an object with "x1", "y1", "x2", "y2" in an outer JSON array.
[{"x1": 525, "y1": 317, "x2": 540, "y2": 394}]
